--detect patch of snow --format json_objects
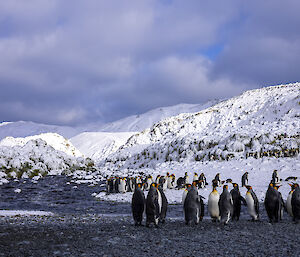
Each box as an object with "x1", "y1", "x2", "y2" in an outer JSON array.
[{"x1": 0, "y1": 210, "x2": 53, "y2": 216}]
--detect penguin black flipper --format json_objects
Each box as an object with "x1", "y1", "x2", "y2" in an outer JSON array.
[
  {"x1": 198, "y1": 195, "x2": 205, "y2": 221},
  {"x1": 239, "y1": 196, "x2": 247, "y2": 205},
  {"x1": 291, "y1": 186, "x2": 300, "y2": 222},
  {"x1": 158, "y1": 187, "x2": 168, "y2": 224},
  {"x1": 132, "y1": 185, "x2": 145, "y2": 226},
  {"x1": 251, "y1": 190, "x2": 259, "y2": 218}
]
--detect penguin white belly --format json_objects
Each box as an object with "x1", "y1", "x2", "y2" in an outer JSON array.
[
  {"x1": 182, "y1": 189, "x2": 188, "y2": 204},
  {"x1": 287, "y1": 192, "x2": 293, "y2": 217},
  {"x1": 163, "y1": 180, "x2": 168, "y2": 191},
  {"x1": 119, "y1": 180, "x2": 126, "y2": 193},
  {"x1": 167, "y1": 177, "x2": 173, "y2": 189},
  {"x1": 185, "y1": 175, "x2": 189, "y2": 184},
  {"x1": 245, "y1": 193, "x2": 257, "y2": 220},
  {"x1": 157, "y1": 189, "x2": 162, "y2": 214},
  {"x1": 193, "y1": 175, "x2": 198, "y2": 182},
  {"x1": 208, "y1": 192, "x2": 220, "y2": 219}
]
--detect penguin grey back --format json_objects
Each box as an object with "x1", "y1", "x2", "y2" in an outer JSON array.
[
  {"x1": 146, "y1": 185, "x2": 160, "y2": 227},
  {"x1": 158, "y1": 187, "x2": 168, "y2": 223},
  {"x1": 132, "y1": 184, "x2": 145, "y2": 226},
  {"x1": 218, "y1": 185, "x2": 233, "y2": 224},
  {"x1": 291, "y1": 185, "x2": 300, "y2": 222},
  {"x1": 184, "y1": 186, "x2": 204, "y2": 225},
  {"x1": 264, "y1": 184, "x2": 283, "y2": 223}
]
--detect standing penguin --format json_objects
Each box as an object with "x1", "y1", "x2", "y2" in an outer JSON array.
[
  {"x1": 184, "y1": 182, "x2": 204, "y2": 225},
  {"x1": 286, "y1": 183, "x2": 297, "y2": 218},
  {"x1": 291, "y1": 183, "x2": 300, "y2": 223},
  {"x1": 182, "y1": 184, "x2": 192, "y2": 204},
  {"x1": 245, "y1": 186, "x2": 259, "y2": 221},
  {"x1": 159, "y1": 176, "x2": 168, "y2": 191},
  {"x1": 230, "y1": 183, "x2": 245, "y2": 221},
  {"x1": 193, "y1": 172, "x2": 199, "y2": 182},
  {"x1": 146, "y1": 183, "x2": 161, "y2": 227},
  {"x1": 208, "y1": 183, "x2": 220, "y2": 222},
  {"x1": 264, "y1": 183, "x2": 284, "y2": 223},
  {"x1": 167, "y1": 174, "x2": 175, "y2": 189},
  {"x1": 214, "y1": 173, "x2": 221, "y2": 187},
  {"x1": 241, "y1": 172, "x2": 248, "y2": 187},
  {"x1": 199, "y1": 173, "x2": 207, "y2": 187},
  {"x1": 114, "y1": 177, "x2": 120, "y2": 193},
  {"x1": 118, "y1": 178, "x2": 127, "y2": 193},
  {"x1": 132, "y1": 183, "x2": 145, "y2": 226},
  {"x1": 218, "y1": 185, "x2": 234, "y2": 225},
  {"x1": 106, "y1": 177, "x2": 115, "y2": 194},
  {"x1": 184, "y1": 172, "x2": 189, "y2": 184},
  {"x1": 157, "y1": 186, "x2": 168, "y2": 223},
  {"x1": 271, "y1": 170, "x2": 281, "y2": 184}
]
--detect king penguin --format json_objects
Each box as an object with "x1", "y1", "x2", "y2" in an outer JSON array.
[
  {"x1": 241, "y1": 172, "x2": 248, "y2": 187},
  {"x1": 132, "y1": 183, "x2": 145, "y2": 226},
  {"x1": 219, "y1": 185, "x2": 234, "y2": 224},
  {"x1": 230, "y1": 183, "x2": 245, "y2": 221},
  {"x1": 264, "y1": 183, "x2": 284, "y2": 223},
  {"x1": 158, "y1": 185, "x2": 168, "y2": 223},
  {"x1": 208, "y1": 182, "x2": 220, "y2": 222},
  {"x1": 287, "y1": 183, "x2": 296, "y2": 218},
  {"x1": 182, "y1": 184, "x2": 192, "y2": 204},
  {"x1": 291, "y1": 183, "x2": 300, "y2": 223},
  {"x1": 146, "y1": 183, "x2": 161, "y2": 227},
  {"x1": 184, "y1": 182, "x2": 204, "y2": 225},
  {"x1": 245, "y1": 185, "x2": 259, "y2": 221}
]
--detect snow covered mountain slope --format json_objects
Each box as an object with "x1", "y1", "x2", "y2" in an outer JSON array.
[
  {"x1": 0, "y1": 138, "x2": 97, "y2": 185},
  {"x1": 95, "y1": 101, "x2": 221, "y2": 132},
  {"x1": 0, "y1": 133, "x2": 83, "y2": 157},
  {"x1": 70, "y1": 132, "x2": 135, "y2": 161},
  {"x1": 0, "y1": 121, "x2": 80, "y2": 140},
  {"x1": 103, "y1": 83, "x2": 300, "y2": 171}
]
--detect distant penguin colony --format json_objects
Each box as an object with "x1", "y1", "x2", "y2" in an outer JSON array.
[{"x1": 105, "y1": 169, "x2": 300, "y2": 226}]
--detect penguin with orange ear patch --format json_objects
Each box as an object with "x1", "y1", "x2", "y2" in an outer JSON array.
[
  {"x1": 264, "y1": 183, "x2": 283, "y2": 223},
  {"x1": 245, "y1": 185, "x2": 259, "y2": 221},
  {"x1": 219, "y1": 184, "x2": 233, "y2": 225},
  {"x1": 208, "y1": 182, "x2": 220, "y2": 222},
  {"x1": 230, "y1": 183, "x2": 245, "y2": 221},
  {"x1": 184, "y1": 182, "x2": 204, "y2": 225},
  {"x1": 146, "y1": 183, "x2": 161, "y2": 227},
  {"x1": 132, "y1": 183, "x2": 145, "y2": 226},
  {"x1": 287, "y1": 183, "x2": 297, "y2": 218},
  {"x1": 291, "y1": 183, "x2": 300, "y2": 223}
]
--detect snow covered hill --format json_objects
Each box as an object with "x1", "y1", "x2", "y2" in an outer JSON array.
[
  {"x1": 103, "y1": 83, "x2": 300, "y2": 172},
  {"x1": 70, "y1": 132, "x2": 135, "y2": 161},
  {"x1": 0, "y1": 121, "x2": 80, "y2": 140},
  {"x1": 0, "y1": 133, "x2": 83, "y2": 157},
  {"x1": 69, "y1": 101, "x2": 221, "y2": 162},
  {"x1": 0, "y1": 137, "x2": 97, "y2": 185},
  {"x1": 96, "y1": 101, "x2": 221, "y2": 132}
]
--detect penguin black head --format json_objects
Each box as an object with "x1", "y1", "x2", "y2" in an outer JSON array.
[
  {"x1": 246, "y1": 185, "x2": 252, "y2": 190},
  {"x1": 226, "y1": 178, "x2": 233, "y2": 183},
  {"x1": 223, "y1": 184, "x2": 228, "y2": 190},
  {"x1": 185, "y1": 183, "x2": 192, "y2": 189},
  {"x1": 137, "y1": 183, "x2": 143, "y2": 188},
  {"x1": 232, "y1": 183, "x2": 239, "y2": 189}
]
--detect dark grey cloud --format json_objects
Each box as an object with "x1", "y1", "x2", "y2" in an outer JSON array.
[
  {"x1": 0, "y1": 0, "x2": 298, "y2": 126},
  {"x1": 212, "y1": 0, "x2": 300, "y2": 86}
]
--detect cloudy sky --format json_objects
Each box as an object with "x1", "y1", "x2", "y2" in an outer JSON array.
[{"x1": 1, "y1": 0, "x2": 299, "y2": 126}]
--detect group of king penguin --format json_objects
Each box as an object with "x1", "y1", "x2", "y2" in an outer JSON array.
[
  {"x1": 112, "y1": 169, "x2": 300, "y2": 227},
  {"x1": 208, "y1": 170, "x2": 300, "y2": 225}
]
